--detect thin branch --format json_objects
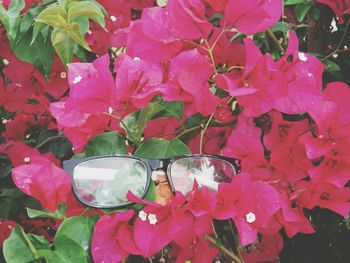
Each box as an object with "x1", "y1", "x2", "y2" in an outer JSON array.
[
  {"x1": 35, "y1": 135, "x2": 65, "y2": 149},
  {"x1": 322, "y1": 22, "x2": 349, "y2": 61},
  {"x1": 266, "y1": 29, "x2": 285, "y2": 53},
  {"x1": 199, "y1": 112, "x2": 215, "y2": 154},
  {"x1": 206, "y1": 235, "x2": 242, "y2": 263}
]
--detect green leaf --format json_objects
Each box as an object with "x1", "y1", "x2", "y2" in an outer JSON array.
[
  {"x1": 134, "y1": 138, "x2": 190, "y2": 159},
  {"x1": 155, "y1": 101, "x2": 184, "y2": 120},
  {"x1": 27, "y1": 234, "x2": 50, "y2": 250},
  {"x1": 36, "y1": 235, "x2": 88, "y2": 263},
  {"x1": 295, "y1": 3, "x2": 311, "y2": 22},
  {"x1": 324, "y1": 60, "x2": 341, "y2": 72},
  {"x1": 0, "y1": 0, "x2": 25, "y2": 41},
  {"x1": 20, "y1": 6, "x2": 43, "y2": 34},
  {"x1": 26, "y1": 207, "x2": 64, "y2": 220},
  {"x1": 11, "y1": 29, "x2": 54, "y2": 75},
  {"x1": 55, "y1": 216, "x2": 98, "y2": 253},
  {"x1": 285, "y1": 0, "x2": 307, "y2": 5},
  {"x1": 271, "y1": 22, "x2": 289, "y2": 33},
  {"x1": 0, "y1": 153, "x2": 12, "y2": 179},
  {"x1": 37, "y1": 4, "x2": 67, "y2": 19},
  {"x1": 67, "y1": 1, "x2": 105, "y2": 28},
  {"x1": 310, "y1": 6, "x2": 320, "y2": 20},
  {"x1": 3, "y1": 225, "x2": 36, "y2": 263},
  {"x1": 67, "y1": 22, "x2": 91, "y2": 51},
  {"x1": 85, "y1": 131, "x2": 126, "y2": 156},
  {"x1": 51, "y1": 28, "x2": 74, "y2": 64}
]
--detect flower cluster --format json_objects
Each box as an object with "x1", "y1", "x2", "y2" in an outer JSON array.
[{"x1": 0, "y1": 0, "x2": 349, "y2": 262}]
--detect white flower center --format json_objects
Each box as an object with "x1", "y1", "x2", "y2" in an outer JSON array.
[
  {"x1": 24, "y1": 157, "x2": 31, "y2": 164},
  {"x1": 138, "y1": 210, "x2": 147, "y2": 221},
  {"x1": 73, "y1": 75, "x2": 83, "y2": 84},
  {"x1": 110, "y1": 15, "x2": 117, "y2": 22},
  {"x1": 108, "y1": 106, "x2": 113, "y2": 115},
  {"x1": 2, "y1": 58, "x2": 9, "y2": 65},
  {"x1": 60, "y1": 72, "x2": 67, "y2": 78},
  {"x1": 133, "y1": 57, "x2": 141, "y2": 61},
  {"x1": 148, "y1": 213, "x2": 158, "y2": 225},
  {"x1": 245, "y1": 212, "x2": 256, "y2": 223}
]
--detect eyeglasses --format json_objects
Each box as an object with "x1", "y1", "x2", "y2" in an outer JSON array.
[{"x1": 63, "y1": 155, "x2": 240, "y2": 209}]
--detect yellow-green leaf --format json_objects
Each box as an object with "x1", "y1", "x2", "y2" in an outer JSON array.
[
  {"x1": 37, "y1": 4, "x2": 67, "y2": 19},
  {"x1": 51, "y1": 28, "x2": 74, "y2": 64},
  {"x1": 36, "y1": 14, "x2": 70, "y2": 30},
  {"x1": 67, "y1": 22, "x2": 91, "y2": 51},
  {"x1": 67, "y1": 1, "x2": 105, "y2": 28}
]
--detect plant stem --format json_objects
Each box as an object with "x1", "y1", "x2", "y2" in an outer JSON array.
[
  {"x1": 35, "y1": 135, "x2": 65, "y2": 149},
  {"x1": 199, "y1": 112, "x2": 215, "y2": 154},
  {"x1": 322, "y1": 22, "x2": 349, "y2": 61},
  {"x1": 203, "y1": 39, "x2": 218, "y2": 76},
  {"x1": 229, "y1": 220, "x2": 245, "y2": 263},
  {"x1": 20, "y1": 227, "x2": 37, "y2": 254},
  {"x1": 266, "y1": 29, "x2": 285, "y2": 53},
  {"x1": 206, "y1": 235, "x2": 242, "y2": 263}
]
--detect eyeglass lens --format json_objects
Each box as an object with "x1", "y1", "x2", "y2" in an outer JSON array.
[
  {"x1": 72, "y1": 157, "x2": 148, "y2": 207},
  {"x1": 169, "y1": 157, "x2": 235, "y2": 195}
]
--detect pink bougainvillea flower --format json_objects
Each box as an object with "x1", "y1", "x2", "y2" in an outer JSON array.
[
  {"x1": 189, "y1": 126, "x2": 231, "y2": 155},
  {"x1": 275, "y1": 193, "x2": 315, "y2": 238},
  {"x1": 316, "y1": 0, "x2": 350, "y2": 23},
  {"x1": 166, "y1": 0, "x2": 213, "y2": 40},
  {"x1": 160, "y1": 49, "x2": 219, "y2": 116},
  {"x1": 0, "y1": 219, "x2": 16, "y2": 248},
  {"x1": 0, "y1": 141, "x2": 40, "y2": 166},
  {"x1": 264, "y1": 111, "x2": 312, "y2": 182},
  {"x1": 126, "y1": 20, "x2": 183, "y2": 62},
  {"x1": 50, "y1": 55, "x2": 114, "y2": 152},
  {"x1": 301, "y1": 82, "x2": 350, "y2": 164},
  {"x1": 242, "y1": 233, "x2": 284, "y2": 263},
  {"x1": 92, "y1": 210, "x2": 140, "y2": 263},
  {"x1": 201, "y1": 0, "x2": 229, "y2": 12},
  {"x1": 274, "y1": 32, "x2": 324, "y2": 114},
  {"x1": 215, "y1": 173, "x2": 280, "y2": 246},
  {"x1": 292, "y1": 160, "x2": 350, "y2": 217},
  {"x1": 11, "y1": 156, "x2": 71, "y2": 211},
  {"x1": 223, "y1": 116, "x2": 266, "y2": 171},
  {"x1": 217, "y1": 39, "x2": 288, "y2": 117},
  {"x1": 127, "y1": 0, "x2": 154, "y2": 9},
  {"x1": 172, "y1": 236, "x2": 219, "y2": 263},
  {"x1": 143, "y1": 117, "x2": 181, "y2": 140},
  {"x1": 127, "y1": 191, "x2": 188, "y2": 258},
  {"x1": 86, "y1": 0, "x2": 131, "y2": 54},
  {"x1": 224, "y1": 0, "x2": 282, "y2": 35},
  {"x1": 44, "y1": 55, "x2": 69, "y2": 99},
  {"x1": 113, "y1": 54, "x2": 164, "y2": 112}
]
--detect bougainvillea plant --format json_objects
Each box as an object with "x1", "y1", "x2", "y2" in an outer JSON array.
[{"x1": 1, "y1": 0, "x2": 349, "y2": 262}]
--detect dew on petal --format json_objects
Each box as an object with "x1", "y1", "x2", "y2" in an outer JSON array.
[
  {"x1": 73, "y1": 75, "x2": 83, "y2": 84},
  {"x1": 133, "y1": 57, "x2": 141, "y2": 61},
  {"x1": 298, "y1": 52, "x2": 308, "y2": 62}
]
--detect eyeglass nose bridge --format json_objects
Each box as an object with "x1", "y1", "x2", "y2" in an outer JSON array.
[{"x1": 147, "y1": 159, "x2": 165, "y2": 171}]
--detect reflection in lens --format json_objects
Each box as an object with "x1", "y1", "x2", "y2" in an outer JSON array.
[
  {"x1": 73, "y1": 157, "x2": 147, "y2": 207},
  {"x1": 170, "y1": 157, "x2": 236, "y2": 195}
]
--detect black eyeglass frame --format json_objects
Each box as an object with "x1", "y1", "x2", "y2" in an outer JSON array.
[{"x1": 63, "y1": 154, "x2": 240, "y2": 209}]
